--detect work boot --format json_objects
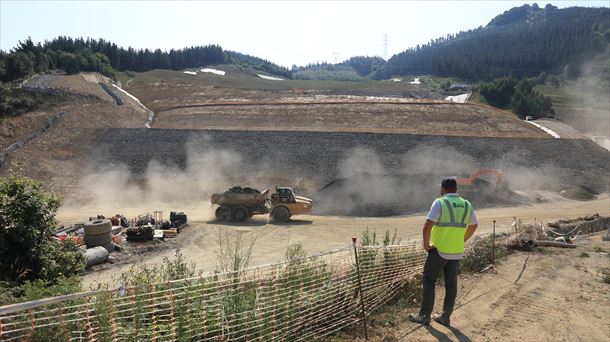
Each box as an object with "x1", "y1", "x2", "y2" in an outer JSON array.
[
  {"x1": 431, "y1": 313, "x2": 451, "y2": 326},
  {"x1": 408, "y1": 313, "x2": 430, "y2": 325}
]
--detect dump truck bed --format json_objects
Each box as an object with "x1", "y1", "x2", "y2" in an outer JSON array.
[{"x1": 210, "y1": 189, "x2": 270, "y2": 208}]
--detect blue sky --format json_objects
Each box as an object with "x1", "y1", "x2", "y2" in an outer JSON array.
[{"x1": 1, "y1": 1, "x2": 608, "y2": 67}]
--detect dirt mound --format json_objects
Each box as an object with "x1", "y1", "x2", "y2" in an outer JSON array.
[
  {"x1": 314, "y1": 173, "x2": 528, "y2": 217},
  {"x1": 560, "y1": 184, "x2": 598, "y2": 200}
]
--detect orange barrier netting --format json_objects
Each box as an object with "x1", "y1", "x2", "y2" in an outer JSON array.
[{"x1": 0, "y1": 244, "x2": 425, "y2": 341}]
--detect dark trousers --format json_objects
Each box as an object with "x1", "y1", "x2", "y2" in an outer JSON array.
[{"x1": 418, "y1": 248, "x2": 459, "y2": 318}]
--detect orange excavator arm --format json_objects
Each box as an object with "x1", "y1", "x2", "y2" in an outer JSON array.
[{"x1": 455, "y1": 168, "x2": 503, "y2": 187}]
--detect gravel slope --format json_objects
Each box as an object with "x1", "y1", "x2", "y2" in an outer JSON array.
[{"x1": 96, "y1": 128, "x2": 609, "y2": 194}]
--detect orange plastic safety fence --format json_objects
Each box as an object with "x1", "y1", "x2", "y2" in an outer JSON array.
[{"x1": 0, "y1": 244, "x2": 425, "y2": 342}]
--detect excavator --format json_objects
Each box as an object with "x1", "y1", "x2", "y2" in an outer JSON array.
[{"x1": 455, "y1": 168, "x2": 503, "y2": 188}]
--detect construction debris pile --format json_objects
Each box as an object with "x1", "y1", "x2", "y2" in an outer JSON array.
[
  {"x1": 504, "y1": 214, "x2": 609, "y2": 250},
  {"x1": 547, "y1": 214, "x2": 609, "y2": 235},
  {"x1": 52, "y1": 211, "x2": 188, "y2": 268}
]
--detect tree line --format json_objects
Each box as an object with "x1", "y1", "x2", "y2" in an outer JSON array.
[
  {"x1": 479, "y1": 74, "x2": 554, "y2": 119},
  {"x1": 0, "y1": 36, "x2": 290, "y2": 83},
  {"x1": 291, "y1": 56, "x2": 386, "y2": 80},
  {"x1": 377, "y1": 5, "x2": 610, "y2": 80}
]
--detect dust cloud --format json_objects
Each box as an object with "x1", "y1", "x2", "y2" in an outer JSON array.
[
  {"x1": 314, "y1": 145, "x2": 557, "y2": 216},
  {"x1": 60, "y1": 138, "x2": 569, "y2": 221},
  {"x1": 556, "y1": 54, "x2": 610, "y2": 150},
  {"x1": 60, "y1": 138, "x2": 246, "y2": 222}
]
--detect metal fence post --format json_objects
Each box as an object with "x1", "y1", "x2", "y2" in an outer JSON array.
[
  {"x1": 492, "y1": 220, "x2": 496, "y2": 264},
  {"x1": 352, "y1": 236, "x2": 368, "y2": 341}
]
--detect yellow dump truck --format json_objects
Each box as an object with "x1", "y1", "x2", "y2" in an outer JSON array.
[{"x1": 211, "y1": 186, "x2": 313, "y2": 222}]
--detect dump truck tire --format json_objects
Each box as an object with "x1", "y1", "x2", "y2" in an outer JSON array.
[
  {"x1": 215, "y1": 206, "x2": 232, "y2": 222},
  {"x1": 272, "y1": 206, "x2": 290, "y2": 223},
  {"x1": 84, "y1": 219, "x2": 112, "y2": 236},
  {"x1": 232, "y1": 206, "x2": 248, "y2": 222},
  {"x1": 85, "y1": 232, "x2": 112, "y2": 247}
]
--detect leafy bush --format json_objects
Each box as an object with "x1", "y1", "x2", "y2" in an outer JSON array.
[
  {"x1": 0, "y1": 166, "x2": 85, "y2": 283},
  {"x1": 285, "y1": 241, "x2": 306, "y2": 262}
]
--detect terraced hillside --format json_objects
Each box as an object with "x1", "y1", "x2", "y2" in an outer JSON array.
[
  {"x1": 2, "y1": 70, "x2": 607, "y2": 216},
  {"x1": 126, "y1": 69, "x2": 552, "y2": 138},
  {"x1": 0, "y1": 73, "x2": 149, "y2": 194},
  {"x1": 125, "y1": 68, "x2": 444, "y2": 112}
]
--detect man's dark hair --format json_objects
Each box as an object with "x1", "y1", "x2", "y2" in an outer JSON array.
[{"x1": 441, "y1": 178, "x2": 457, "y2": 192}]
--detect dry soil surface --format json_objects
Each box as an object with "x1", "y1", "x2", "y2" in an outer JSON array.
[
  {"x1": 25, "y1": 74, "x2": 115, "y2": 103},
  {"x1": 127, "y1": 69, "x2": 441, "y2": 113},
  {"x1": 73, "y1": 194, "x2": 610, "y2": 290},
  {"x1": 0, "y1": 109, "x2": 56, "y2": 150},
  {"x1": 342, "y1": 231, "x2": 610, "y2": 342},
  {"x1": 153, "y1": 103, "x2": 548, "y2": 138}
]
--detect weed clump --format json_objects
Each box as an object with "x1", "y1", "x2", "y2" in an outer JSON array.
[
  {"x1": 592, "y1": 245, "x2": 605, "y2": 253},
  {"x1": 460, "y1": 234, "x2": 511, "y2": 273}
]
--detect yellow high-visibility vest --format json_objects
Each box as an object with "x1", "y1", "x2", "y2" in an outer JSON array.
[{"x1": 430, "y1": 195, "x2": 472, "y2": 255}]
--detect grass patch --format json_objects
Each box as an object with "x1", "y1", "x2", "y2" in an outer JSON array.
[{"x1": 580, "y1": 252, "x2": 590, "y2": 258}]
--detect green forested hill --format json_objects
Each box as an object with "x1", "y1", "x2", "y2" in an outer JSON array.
[
  {"x1": 377, "y1": 4, "x2": 610, "y2": 80},
  {"x1": 0, "y1": 37, "x2": 290, "y2": 83},
  {"x1": 291, "y1": 56, "x2": 386, "y2": 81},
  {"x1": 1, "y1": 5, "x2": 608, "y2": 85}
]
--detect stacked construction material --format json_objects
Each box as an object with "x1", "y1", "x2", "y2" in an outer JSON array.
[
  {"x1": 169, "y1": 211, "x2": 188, "y2": 230},
  {"x1": 84, "y1": 219, "x2": 114, "y2": 252},
  {"x1": 126, "y1": 225, "x2": 154, "y2": 242}
]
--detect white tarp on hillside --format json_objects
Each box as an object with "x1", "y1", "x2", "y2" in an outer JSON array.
[
  {"x1": 201, "y1": 68, "x2": 225, "y2": 76},
  {"x1": 409, "y1": 78, "x2": 421, "y2": 85},
  {"x1": 390, "y1": 78, "x2": 402, "y2": 82},
  {"x1": 445, "y1": 93, "x2": 470, "y2": 103},
  {"x1": 526, "y1": 121, "x2": 561, "y2": 138},
  {"x1": 183, "y1": 71, "x2": 197, "y2": 75},
  {"x1": 257, "y1": 74, "x2": 284, "y2": 81}
]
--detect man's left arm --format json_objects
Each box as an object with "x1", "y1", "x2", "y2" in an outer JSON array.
[
  {"x1": 422, "y1": 219, "x2": 435, "y2": 251},
  {"x1": 464, "y1": 209, "x2": 478, "y2": 242}
]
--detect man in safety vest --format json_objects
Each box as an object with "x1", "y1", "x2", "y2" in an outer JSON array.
[{"x1": 408, "y1": 178, "x2": 478, "y2": 326}]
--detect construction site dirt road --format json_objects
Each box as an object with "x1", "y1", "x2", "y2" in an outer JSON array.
[{"x1": 71, "y1": 193, "x2": 610, "y2": 290}]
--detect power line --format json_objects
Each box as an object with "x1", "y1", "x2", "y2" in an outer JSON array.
[{"x1": 382, "y1": 33, "x2": 389, "y2": 60}]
